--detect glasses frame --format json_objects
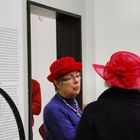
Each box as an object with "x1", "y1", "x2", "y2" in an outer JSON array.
[{"x1": 60, "y1": 71, "x2": 82, "y2": 82}]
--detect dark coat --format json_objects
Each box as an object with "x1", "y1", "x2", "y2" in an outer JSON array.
[{"x1": 75, "y1": 87, "x2": 140, "y2": 140}]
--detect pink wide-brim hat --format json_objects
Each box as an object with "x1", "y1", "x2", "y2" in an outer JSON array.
[
  {"x1": 47, "y1": 56, "x2": 82, "y2": 82},
  {"x1": 92, "y1": 51, "x2": 140, "y2": 89}
]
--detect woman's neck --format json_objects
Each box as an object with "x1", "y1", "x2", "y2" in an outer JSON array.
[{"x1": 57, "y1": 92, "x2": 75, "y2": 99}]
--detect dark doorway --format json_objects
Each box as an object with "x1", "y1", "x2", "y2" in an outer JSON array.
[{"x1": 56, "y1": 13, "x2": 82, "y2": 109}]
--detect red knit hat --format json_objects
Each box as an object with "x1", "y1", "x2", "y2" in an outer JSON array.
[
  {"x1": 93, "y1": 51, "x2": 140, "y2": 89},
  {"x1": 47, "y1": 56, "x2": 82, "y2": 82}
]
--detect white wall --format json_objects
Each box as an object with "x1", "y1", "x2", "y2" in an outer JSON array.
[
  {"x1": 94, "y1": 0, "x2": 140, "y2": 97},
  {"x1": 83, "y1": 0, "x2": 96, "y2": 104},
  {"x1": 22, "y1": 0, "x2": 29, "y2": 139},
  {"x1": 31, "y1": 5, "x2": 56, "y2": 140},
  {"x1": 31, "y1": 0, "x2": 85, "y2": 15}
]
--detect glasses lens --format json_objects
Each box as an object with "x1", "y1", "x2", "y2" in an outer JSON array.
[{"x1": 61, "y1": 72, "x2": 81, "y2": 82}]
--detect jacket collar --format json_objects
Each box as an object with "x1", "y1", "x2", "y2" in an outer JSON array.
[{"x1": 98, "y1": 86, "x2": 140, "y2": 100}]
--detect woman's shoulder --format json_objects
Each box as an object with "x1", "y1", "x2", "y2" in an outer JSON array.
[{"x1": 44, "y1": 95, "x2": 66, "y2": 113}]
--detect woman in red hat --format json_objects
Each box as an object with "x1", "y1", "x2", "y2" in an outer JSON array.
[
  {"x1": 75, "y1": 51, "x2": 140, "y2": 140},
  {"x1": 43, "y1": 56, "x2": 82, "y2": 140}
]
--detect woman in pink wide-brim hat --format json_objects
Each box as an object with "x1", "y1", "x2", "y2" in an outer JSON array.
[{"x1": 75, "y1": 51, "x2": 140, "y2": 140}]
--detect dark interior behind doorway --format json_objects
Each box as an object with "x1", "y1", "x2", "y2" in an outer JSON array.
[{"x1": 56, "y1": 13, "x2": 82, "y2": 109}]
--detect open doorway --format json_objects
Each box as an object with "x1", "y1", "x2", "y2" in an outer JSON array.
[{"x1": 27, "y1": 1, "x2": 82, "y2": 139}]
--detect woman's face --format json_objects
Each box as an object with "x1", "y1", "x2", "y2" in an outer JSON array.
[{"x1": 54, "y1": 71, "x2": 81, "y2": 99}]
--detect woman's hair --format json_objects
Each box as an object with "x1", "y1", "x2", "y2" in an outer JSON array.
[
  {"x1": 104, "y1": 81, "x2": 113, "y2": 88},
  {"x1": 53, "y1": 77, "x2": 63, "y2": 92}
]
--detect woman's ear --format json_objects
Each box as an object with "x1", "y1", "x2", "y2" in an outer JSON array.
[
  {"x1": 54, "y1": 80, "x2": 61, "y2": 89},
  {"x1": 54, "y1": 80, "x2": 58, "y2": 86}
]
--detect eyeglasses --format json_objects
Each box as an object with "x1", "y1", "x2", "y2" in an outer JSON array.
[{"x1": 61, "y1": 72, "x2": 81, "y2": 82}]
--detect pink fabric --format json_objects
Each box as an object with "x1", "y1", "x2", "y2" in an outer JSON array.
[
  {"x1": 93, "y1": 51, "x2": 140, "y2": 89},
  {"x1": 32, "y1": 79, "x2": 41, "y2": 126}
]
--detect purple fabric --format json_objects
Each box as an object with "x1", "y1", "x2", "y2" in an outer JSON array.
[{"x1": 43, "y1": 94, "x2": 81, "y2": 140}]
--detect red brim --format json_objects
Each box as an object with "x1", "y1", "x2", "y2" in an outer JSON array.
[{"x1": 92, "y1": 64, "x2": 106, "y2": 80}]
